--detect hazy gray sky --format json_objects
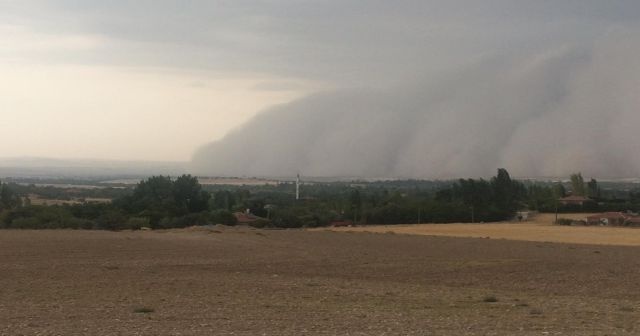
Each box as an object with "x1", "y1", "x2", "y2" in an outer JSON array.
[{"x1": 2, "y1": 1, "x2": 640, "y2": 177}]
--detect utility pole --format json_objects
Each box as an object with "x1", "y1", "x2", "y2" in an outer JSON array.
[
  {"x1": 471, "y1": 205, "x2": 475, "y2": 224},
  {"x1": 296, "y1": 174, "x2": 300, "y2": 201},
  {"x1": 418, "y1": 208, "x2": 421, "y2": 224}
]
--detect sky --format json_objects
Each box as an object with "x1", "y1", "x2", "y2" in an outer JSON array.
[{"x1": 2, "y1": 1, "x2": 640, "y2": 177}]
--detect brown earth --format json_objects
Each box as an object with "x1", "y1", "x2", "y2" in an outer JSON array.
[{"x1": 1, "y1": 227, "x2": 640, "y2": 335}]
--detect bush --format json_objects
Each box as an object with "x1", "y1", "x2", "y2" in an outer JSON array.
[
  {"x1": 133, "y1": 307, "x2": 154, "y2": 314},
  {"x1": 248, "y1": 219, "x2": 272, "y2": 229},
  {"x1": 96, "y1": 210, "x2": 129, "y2": 231},
  {"x1": 2, "y1": 206, "x2": 75, "y2": 229},
  {"x1": 482, "y1": 295, "x2": 498, "y2": 303},
  {"x1": 210, "y1": 209, "x2": 237, "y2": 226},
  {"x1": 10, "y1": 217, "x2": 43, "y2": 229},
  {"x1": 157, "y1": 212, "x2": 213, "y2": 229},
  {"x1": 65, "y1": 217, "x2": 96, "y2": 230},
  {"x1": 555, "y1": 218, "x2": 574, "y2": 226},
  {"x1": 124, "y1": 217, "x2": 150, "y2": 230}
]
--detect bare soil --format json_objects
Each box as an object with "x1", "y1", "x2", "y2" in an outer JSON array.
[{"x1": 1, "y1": 227, "x2": 640, "y2": 335}]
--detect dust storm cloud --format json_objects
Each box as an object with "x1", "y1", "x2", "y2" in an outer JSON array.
[{"x1": 192, "y1": 29, "x2": 640, "y2": 178}]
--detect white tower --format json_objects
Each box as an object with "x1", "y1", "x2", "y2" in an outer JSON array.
[{"x1": 296, "y1": 174, "x2": 300, "y2": 200}]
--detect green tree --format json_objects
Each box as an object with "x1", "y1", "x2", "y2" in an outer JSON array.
[
  {"x1": 491, "y1": 168, "x2": 520, "y2": 217},
  {"x1": 120, "y1": 175, "x2": 211, "y2": 225},
  {"x1": 349, "y1": 188, "x2": 362, "y2": 222},
  {"x1": 0, "y1": 182, "x2": 21, "y2": 210},
  {"x1": 173, "y1": 175, "x2": 210, "y2": 214},
  {"x1": 570, "y1": 173, "x2": 586, "y2": 196},
  {"x1": 553, "y1": 183, "x2": 567, "y2": 198},
  {"x1": 212, "y1": 190, "x2": 235, "y2": 210},
  {"x1": 587, "y1": 178, "x2": 600, "y2": 198}
]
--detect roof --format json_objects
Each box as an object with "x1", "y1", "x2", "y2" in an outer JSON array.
[
  {"x1": 234, "y1": 212, "x2": 266, "y2": 224},
  {"x1": 586, "y1": 212, "x2": 627, "y2": 220},
  {"x1": 330, "y1": 220, "x2": 353, "y2": 227},
  {"x1": 599, "y1": 212, "x2": 626, "y2": 217}
]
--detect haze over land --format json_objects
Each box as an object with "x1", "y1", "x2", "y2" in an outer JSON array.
[{"x1": 2, "y1": 1, "x2": 639, "y2": 178}]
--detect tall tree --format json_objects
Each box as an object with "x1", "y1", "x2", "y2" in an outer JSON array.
[
  {"x1": 570, "y1": 173, "x2": 586, "y2": 196},
  {"x1": 0, "y1": 181, "x2": 21, "y2": 210},
  {"x1": 349, "y1": 188, "x2": 362, "y2": 222},
  {"x1": 491, "y1": 168, "x2": 514, "y2": 212},
  {"x1": 553, "y1": 183, "x2": 567, "y2": 198},
  {"x1": 587, "y1": 178, "x2": 600, "y2": 198},
  {"x1": 173, "y1": 175, "x2": 210, "y2": 214}
]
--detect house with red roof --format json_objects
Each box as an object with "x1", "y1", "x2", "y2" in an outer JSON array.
[{"x1": 586, "y1": 212, "x2": 640, "y2": 226}]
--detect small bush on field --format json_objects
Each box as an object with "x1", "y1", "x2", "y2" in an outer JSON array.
[
  {"x1": 483, "y1": 295, "x2": 498, "y2": 303},
  {"x1": 124, "y1": 217, "x2": 150, "y2": 230},
  {"x1": 249, "y1": 219, "x2": 272, "y2": 229},
  {"x1": 210, "y1": 209, "x2": 237, "y2": 226},
  {"x1": 158, "y1": 212, "x2": 213, "y2": 229},
  {"x1": 133, "y1": 307, "x2": 154, "y2": 314},
  {"x1": 555, "y1": 218, "x2": 574, "y2": 226}
]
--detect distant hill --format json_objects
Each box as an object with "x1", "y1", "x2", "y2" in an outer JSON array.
[{"x1": 0, "y1": 157, "x2": 187, "y2": 179}]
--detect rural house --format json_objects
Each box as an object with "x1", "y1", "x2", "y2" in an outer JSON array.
[
  {"x1": 330, "y1": 220, "x2": 354, "y2": 227},
  {"x1": 586, "y1": 212, "x2": 640, "y2": 226}
]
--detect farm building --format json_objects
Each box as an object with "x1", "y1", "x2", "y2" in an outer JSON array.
[
  {"x1": 586, "y1": 212, "x2": 640, "y2": 226},
  {"x1": 330, "y1": 220, "x2": 354, "y2": 227}
]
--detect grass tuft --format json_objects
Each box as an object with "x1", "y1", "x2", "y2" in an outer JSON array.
[
  {"x1": 482, "y1": 295, "x2": 498, "y2": 303},
  {"x1": 133, "y1": 307, "x2": 155, "y2": 314}
]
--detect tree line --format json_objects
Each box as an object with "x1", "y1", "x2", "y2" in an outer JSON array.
[{"x1": 1, "y1": 170, "x2": 639, "y2": 230}]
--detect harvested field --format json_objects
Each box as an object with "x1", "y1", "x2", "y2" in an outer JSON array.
[
  {"x1": 1, "y1": 227, "x2": 640, "y2": 335},
  {"x1": 324, "y1": 213, "x2": 640, "y2": 246}
]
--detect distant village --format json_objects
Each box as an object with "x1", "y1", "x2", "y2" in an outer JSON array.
[{"x1": 557, "y1": 195, "x2": 640, "y2": 227}]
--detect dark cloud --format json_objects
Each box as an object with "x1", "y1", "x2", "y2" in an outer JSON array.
[{"x1": 7, "y1": 1, "x2": 639, "y2": 84}]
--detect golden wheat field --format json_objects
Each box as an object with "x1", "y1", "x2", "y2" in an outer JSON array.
[{"x1": 322, "y1": 213, "x2": 640, "y2": 246}]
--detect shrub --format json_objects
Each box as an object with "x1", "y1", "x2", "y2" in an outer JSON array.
[
  {"x1": 156, "y1": 212, "x2": 214, "y2": 229},
  {"x1": 210, "y1": 209, "x2": 237, "y2": 226},
  {"x1": 482, "y1": 295, "x2": 498, "y2": 303},
  {"x1": 124, "y1": 217, "x2": 150, "y2": 230},
  {"x1": 96, "y1": 210, "x2": 129, "y2": 231},
  {"x1": 555, "y1": 218, "x2": 574, "y2": 226},
  {"x1": 133, "y1": 307, "x2": 154, "y2": 314},
  {"x1": 248, "y1": 219, "x2": 271, "y2": 229}
]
